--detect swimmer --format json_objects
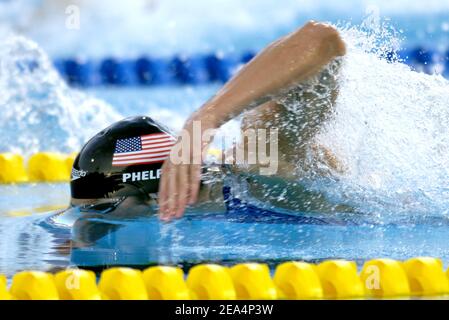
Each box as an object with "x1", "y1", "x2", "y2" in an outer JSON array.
[
  {"x1": 65, "y1": 114, "x2": 349, "y2": 250},
  {"x1": 68, "y1": 21, "x2": 347, "y2": 221},
  {"x1": 158, "y1": 21, "x2": 347, "y2": 220},
  {"x1": 68, "y1": 114, "x2": 349, "y2": 229}
]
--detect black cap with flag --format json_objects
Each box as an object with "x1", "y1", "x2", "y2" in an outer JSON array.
[{"x1": 70, "y1": 116, "x2": 176, "y2": 200}]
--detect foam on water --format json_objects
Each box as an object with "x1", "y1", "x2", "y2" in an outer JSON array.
[
  {"x1": 300, "y1": 22, "x2": 449, "y2": 219},
  {"x1": 0, "y1": 34, "x2": 121, "y2": 156}
]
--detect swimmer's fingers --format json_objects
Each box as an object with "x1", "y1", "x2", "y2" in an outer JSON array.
[
  {"x1": 159, "y1": 162, "x2": 200, "y2": 219},
  {"x1": 158, "y1": 162, "x2": 169, "y2": 219},
  {"x1": 175, "y1": 164, "x2": 189, "y2": 218},
  {"x1": 166, "y1": 163, "x2": 179, "y2": 220},
  {"x1": 159, "y1": 161, "x2": 174, "y2": 221},
  {"x1": 188, "y1": 164, "x2": 201, "y2": 205}
]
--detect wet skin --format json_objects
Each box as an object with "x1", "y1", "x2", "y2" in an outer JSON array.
[{"x1": 158, "y1": 21, "x2": 347, "y2": 220}]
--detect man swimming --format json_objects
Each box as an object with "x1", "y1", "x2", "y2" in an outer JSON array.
[
  {"x1": 69, "y1": 21, "x2": 347, "y2": 221},
  {"x1": 158, "y1": 21, "x2": 346, "y2": 220}
]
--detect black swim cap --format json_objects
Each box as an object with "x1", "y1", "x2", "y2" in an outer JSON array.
[{"x1": 70, "y1": 116, "x2": 176, "y2": 199}]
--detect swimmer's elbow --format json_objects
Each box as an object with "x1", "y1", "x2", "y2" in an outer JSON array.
[
  {"x1": 314, "y1": 23, "x2": 346, "y2": 58},
  {"x1": 296, "y1": 21, "x2": 347, "y2": 58},
  {"x1": 324, "y1": 30, "x2": 346, "y2": 57}
]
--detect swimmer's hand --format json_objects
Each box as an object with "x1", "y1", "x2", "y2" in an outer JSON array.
[
  {"x1": 158, "y1": 116, "x2": 217, "y2": 221},
  {"x1": 158, "y1": 162, "x2": 201, "y2": 221}
]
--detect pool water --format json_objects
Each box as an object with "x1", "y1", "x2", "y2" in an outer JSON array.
[
  {"x1": 0, "y1": 184, "x2": 69, "y2": 278},
  {"x1": 68, "y1": 213, "x2": 449, "y2": 269},
  {"x1": 2, "y1": 178, "x2": 449, "y2": 280},
  {"x1": 1, "y1": 1, "x2": 449, "y2": 280},
  {"x1": 0, "y1": 85, "x2": 218, "y2": 278}
]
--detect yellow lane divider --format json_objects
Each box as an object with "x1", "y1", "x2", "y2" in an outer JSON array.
[
  {"x1": 28, "y1": 152, "x2": 75, "y2": 182},
  {"x1": 402, "y1": 257, "x2": 449, "y2": 296},
  {"x1": 0, "y1": 153, "x2": 28, "y2": 183},
  {"x1": 0, "y1": 275, "x2": 12, "y2": 300},
  {"x1": 273, "y1": 261, "x2": 323, "y2": 299},
  {"x1": 54, "y1": 269, "x2": 101, "y2": 300},
  {"x1": 229, "y1": 263, "x2": 278, "y2": 299},
  {"x1": 360, "y1": 258, "x2": 410, "y2": 298},
  {"x1": 0, "y1": 149, "x2": 222, "y2": 184},
  {"x1": 186, "y1": 264, "x2": 235, "y2": 299},
  {"x1": 0, "y1": 152, "x2": 77, "y2": 183},
  {"x1": 317, "y1": 260, "x2": 364, "y2": 299},
  {"x1": 98, "y1": 268, "x2": 148, "y2": 300},
  {"x1": 10, "y1": 271, "x2": 59, "y2": 300},
  {"x1": 2, "y1": 257, "x2": 449, "y2": 300},
  {"x1": 144, "y1": 266, "x2": 190, "y2": 300}
]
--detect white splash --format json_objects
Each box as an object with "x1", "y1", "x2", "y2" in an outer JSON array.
[
  {"x1": 309, "y1": 22, "x2": 449, "y2": 218},
  {"x1": 0, "y1": 34, "x2": 121, "y2": 156}
]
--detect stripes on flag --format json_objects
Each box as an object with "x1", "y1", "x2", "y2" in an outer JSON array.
[{"x1": 112, "y1": 133, "x2": 176, "y2": 167}]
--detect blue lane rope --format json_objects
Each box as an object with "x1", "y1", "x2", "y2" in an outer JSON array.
[{"x1": 53, "y1": 48, "x2": 449, "y2": 87}]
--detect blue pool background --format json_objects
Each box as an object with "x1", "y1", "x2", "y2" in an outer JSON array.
[{"x1": 0, "y1": 0, "x2": 449, "y2": 279}]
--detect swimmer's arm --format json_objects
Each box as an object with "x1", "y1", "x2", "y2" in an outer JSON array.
[
  {"x1": 159, "y1": 21, "x2": 346, "y2": 220},
  {"x1": 189, "y1": 21, "x2": 346, "y2": 128}
]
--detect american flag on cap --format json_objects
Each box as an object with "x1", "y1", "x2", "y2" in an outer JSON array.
[{"x1": 112, "y1": 132, "x2": 176, "y2": 166}]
